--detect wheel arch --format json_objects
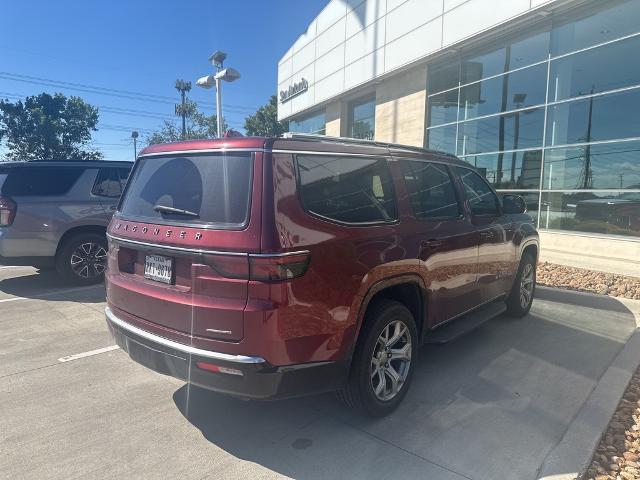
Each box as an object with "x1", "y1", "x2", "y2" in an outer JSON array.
[{"x1": 55, "y1": 225, "x2": 107, "y2": 258}]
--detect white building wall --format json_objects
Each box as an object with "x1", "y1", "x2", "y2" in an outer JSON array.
[{"x1": 277, "y1": 0, "x2": 558, "y2": 121}]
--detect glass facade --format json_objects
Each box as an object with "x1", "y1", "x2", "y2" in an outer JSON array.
[
  {"x1": 349, "y1": 97, "x2": 376, "y2": 140},
  {"x1": 289, "y1": 110, "x2": 326, "y2": 135},
  {"x1": 426, "y1": 0, "x2": 640, "y2": 238}
]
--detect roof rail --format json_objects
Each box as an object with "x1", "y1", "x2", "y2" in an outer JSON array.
[{"x1": 281, "y1": 132, "x2": 457, "y2": 158}]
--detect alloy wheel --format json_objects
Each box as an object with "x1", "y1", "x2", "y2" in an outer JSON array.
[
  {"x1": 370, "y1": 320, "x2": 412, "y2": 402},
  {"x1": 519, "y1": 263, "x2": 534, "y2": 309},
  {"x1": 70, "y1": 242, "x2": 107, "y2": 279}
]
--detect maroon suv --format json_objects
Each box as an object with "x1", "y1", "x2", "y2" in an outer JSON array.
[{"x1": 105, "y1": 134, "x2": 538, "y2": 416}]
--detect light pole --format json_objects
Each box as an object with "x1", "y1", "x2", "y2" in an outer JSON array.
[
  {"x1": 131, "y1": 131, "x2": 139, "y2": 159},
  {"x1": 195, "y1": 50, "x2": 241, "y2": 138}
]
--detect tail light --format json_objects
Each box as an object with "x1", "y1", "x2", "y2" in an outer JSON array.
[
  {"x1": 0, "y1": 197, "x2": 16, "y2": 226},
  {"x1": 202, "y1": 251, "x2": 310, "y2": 282}
]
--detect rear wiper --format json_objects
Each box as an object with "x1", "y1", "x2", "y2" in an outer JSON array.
[{"x1": 153, "y1": 204, "x2": 199, "y2": 217}]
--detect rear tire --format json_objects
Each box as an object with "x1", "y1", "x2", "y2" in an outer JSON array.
[
  {"x1": 338, "y1": 300, "x2": 417, "y2": 417},
  {"x1": 505, "y1": 253, "x2": 536, "y2": 317},
  {"x1": 55, "y1": 233, "x2": 108, "y2": 285}
]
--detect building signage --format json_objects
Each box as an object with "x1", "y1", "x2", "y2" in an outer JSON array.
[{"x1": 280, "y1": 78, "x2": 308, "y2": 103}]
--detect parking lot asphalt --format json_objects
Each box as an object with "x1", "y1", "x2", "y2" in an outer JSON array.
[{"x1": 1, "y1": 266, "x2": 639, "y2": 480}]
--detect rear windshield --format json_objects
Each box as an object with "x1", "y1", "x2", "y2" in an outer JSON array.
[{"x1": 118, "y1": 153, "x2": 252, "y2": 228}]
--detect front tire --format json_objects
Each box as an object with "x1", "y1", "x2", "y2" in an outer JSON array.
[
  {"x1": 55, "y1": 233, "x2": 108, "y2": 285},
  {"x1": 339, "y1": 300, "x2": 418, "y2": 417},
  {"x1": 506, "y1": 253, "x2": 536, "y2": 317}
]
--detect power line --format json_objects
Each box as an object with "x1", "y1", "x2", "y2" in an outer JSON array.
[{"x1": 0, "y1": 71, "x2": 258, "y2": 112}]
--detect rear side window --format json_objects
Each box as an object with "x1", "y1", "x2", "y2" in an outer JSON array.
[
  {"x1": 118, "y1": 153, "x2": 252, "y2": 228},
  {"x1": 453, "y1": 166, "x2": 500, "y2": 216},
  {"x1": 1, "y1": 166, "x2": 84, "y2": 196},
  {"x1": 296, "y1": 155, "x2": 397, "y2": 224},
  {"x1": 400, "y1": 160, "x2": 461, "y2": 220},
  {"x1": 93, "y1": 166, "x2": 132, "y2": 198}
]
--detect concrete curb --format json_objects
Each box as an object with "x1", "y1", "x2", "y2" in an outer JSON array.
[{"x1": 537, "y1": 328, "x2": 640, "y2": 480}]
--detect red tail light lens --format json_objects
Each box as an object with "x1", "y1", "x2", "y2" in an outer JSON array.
[
  {"x1": 0, "y1": 197, "x2": 16, "y2": 226},
  {"x1": 202, "y1": 251, "x2": 310, "y2": 282},
  {"x1": 249, "y1": 252, "x2": 311, "y2": 282}
]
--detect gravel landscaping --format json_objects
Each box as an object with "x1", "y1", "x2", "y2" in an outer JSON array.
[
  {"x1": 537, "y1": 262, "x2": 640, "y2": 301},
  {"x1": 583, "y1": 372, "x2": 640, "y2": 480}
]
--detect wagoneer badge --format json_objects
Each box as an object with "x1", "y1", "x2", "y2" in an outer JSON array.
[{"x1": 114, "y1": 223, "x2": 202, "y2": 240}]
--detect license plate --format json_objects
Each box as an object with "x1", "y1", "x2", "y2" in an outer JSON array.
[{"x1": 144, "y1": 254, "x2": 173, "y2": 284}]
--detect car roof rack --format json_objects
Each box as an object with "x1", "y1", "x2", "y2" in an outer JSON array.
[{"x1": 280, "y1": 132, "x2": 457, "y2": 159}]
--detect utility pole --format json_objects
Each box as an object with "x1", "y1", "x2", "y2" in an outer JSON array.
[
  {"x1": 174, "y1": 79, "x2": 192, "y2": 139},
  {"x1": 131, "y1": 131, "x2": 139, "y2": 159}
]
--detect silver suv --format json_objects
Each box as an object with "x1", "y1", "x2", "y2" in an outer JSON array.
[{"x1": 0, "y1": 160, "x2": 132, "y2": 284}]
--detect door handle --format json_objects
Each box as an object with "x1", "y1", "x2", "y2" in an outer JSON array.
[
  {"x1": 110, "y1": 205, "x2": 117, "y2": 211},
  {"x1": 422, "y1": 239, "x2": 443, "y2": 248},
  {"x1": 480, "y1": 231, "x2": 494, "y2": 239}
]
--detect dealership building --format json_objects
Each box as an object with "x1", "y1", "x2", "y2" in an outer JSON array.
[{"x1": 277, "y1": 0, "x2": 640, "y2": 270}]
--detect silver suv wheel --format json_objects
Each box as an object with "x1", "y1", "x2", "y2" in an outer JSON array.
[
  {"x1": 370, "y1": 319, "x2": 412, "y2": 402},
  {"x1": 519, "y1": 263, "x2": 534, "y2": 309}
]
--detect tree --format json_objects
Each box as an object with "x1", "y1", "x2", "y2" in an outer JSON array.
[
  {"x1": 0, "y1": 93, "x2": 102, "y2": 160},
  {"x1": 146, "y1": 101, "x2": 227, "y2": 145},
  {"x1": 244, "y1": 95, "x2": 288, "y2": 137}
]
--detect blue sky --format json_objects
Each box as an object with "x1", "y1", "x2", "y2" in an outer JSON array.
[{"x1": 0, "y1": 0, "x2": 327, "y2": 160}]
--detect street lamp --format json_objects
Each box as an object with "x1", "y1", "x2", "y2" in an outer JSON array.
[
  {"x1": 131, "y1": 131, "x2": 139, "y2": 159},
  {"x1": 195, "y1": 50, "x2": 241, "y2": 138}
]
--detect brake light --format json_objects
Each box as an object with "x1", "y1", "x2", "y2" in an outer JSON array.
[
  {"x1": 0, "y1": 197, "x2": 16, "y2": 226},
  {"x1": 202, "y1": 251, "x2": 310, "y2": 282}
]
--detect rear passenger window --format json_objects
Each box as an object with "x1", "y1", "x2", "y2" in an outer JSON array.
[
  {"x1": 400, "y1": 160, "x2": 461, "y2": 220},
  {"x1": 1, "y1": 167, "x2": 84, "y2": 196},
  {"x1": 454, "y1": 166, "x2": 500, "y2": 216},
  {"x1": 297, "y1": 155, "x2": 397, "y2": 224}
]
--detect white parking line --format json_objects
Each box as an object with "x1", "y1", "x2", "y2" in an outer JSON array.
[
  {"x1": 58, "y1": 345, "x2": 120, "y2": 363},
  {"x1": 0, "y1": 284, "x2": 101, "y2": 303}
]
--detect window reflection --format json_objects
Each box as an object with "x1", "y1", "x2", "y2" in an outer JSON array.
[
  {"x1": 546, "y1": 89, "x2": 640, "y2": 147},
  {"x1": 543, "y1": 142, "x2": 640, "y2": 190},
  {"x1": 464, "y1": 150, "x2": 542, "y2": 189},
  {"x1": 349, "y1": 97, "x2": 376, "y2": 140},
  {"x1": 427, "y1": 124, "x2": 457, "y2": 155},
  {"x1": 549, "y1": 35, "x2": 640, "y2": 102},
  {"x1": 428, "y1": 89, "x2": 458, "y2": 127},
  {"x1": 541, "y1": 191, "x2": 640, "y2": 237},
  {"x1": 551, "y1": 0, "x2": 640, "y2": 56},
  {"x1": 458, "y1": 108, "x2": 544, "y2": 155},
  {"x1": 289, "y1": 110, "x2": 326, "y2": 135},
  {"x1": 459, "y1": 63, "x2": 547, "y2": 121}
]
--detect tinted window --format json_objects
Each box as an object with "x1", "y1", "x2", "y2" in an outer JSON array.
[
  {"x1": 427, "y1": 124, "x2": 457, "y2": 155},
  {"x1": 546, "y1": 89, "x2": 640, "y2": 147},
  {"x1": 459, "y1": 63, "x2": 547, "y2": 120},
  {"x1": 289, "y1": 110, "x2": 326, "y2": 135},
  {"x1": 119, "y1": 153, "x2": 252, "y2": 227},
  {"x1": 454, "y1": 167, "x2": 500, "y2": 216},
  {"x1": 549, "y1": 35, "x2": 640, "y2": 102},
  {"x1": 400, "y1": 161, "x2": 460, "y2": 219},
  {"x1": 117, "y1": 167, "x2": 131, "y2": 192},
  {"x1": 551, "y1": 0, "x2": 640, "y2": 56},
  {"x1": 349, "y1": 97, "x2": 376, "y2": 140},
  {"x1": 429, "y1": 60, "x2": 460, "y2": 94},
  {"x1": 297, "y1": 155, "x2": 396, "y2": 224},
  {"x1": 1, "y1": 166, "x2": 84, "y2": 196},
  {"x1": 543, "y1": 142, "x2": 640, "y2": 190},
  {"x1": 428, "y1": 89, "x2": 459, "y2": 127},
  {"x1": 458, "y1": 107, "x2": 545, "y2": 155},
  {"x1": 93, "y1": 168, "x2": 122, "y2": 197}
]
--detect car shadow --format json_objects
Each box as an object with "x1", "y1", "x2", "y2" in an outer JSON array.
[
  {"x1": 0, "y1": 268, "x2": 105, "y2": 303},
  {"x1": 172, "y1": 288, "x2": 639, "y2": 480}
]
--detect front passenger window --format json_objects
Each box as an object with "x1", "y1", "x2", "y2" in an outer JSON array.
[{"x1": 454, "y1": 167, "x2": 500, "y2": 216}]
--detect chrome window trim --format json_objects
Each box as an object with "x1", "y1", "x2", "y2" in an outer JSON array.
[
  {"x1": 107, "y1": 233, "x2": 311, "y2": 258},
  {"x1": 137, "y1": 148, "x2": 266, "y2": 158},
  {"x1": 105, "y1": 307, "x2": 265, "y2": 364}
]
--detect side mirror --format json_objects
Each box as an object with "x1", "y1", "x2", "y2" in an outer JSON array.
[{"x1": 502, "y1": 194, "x2": 527, "y2": 214}]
